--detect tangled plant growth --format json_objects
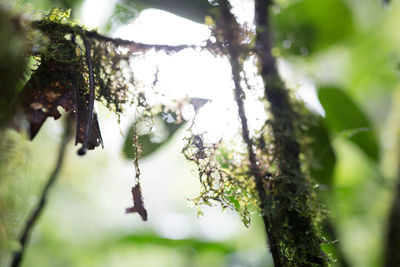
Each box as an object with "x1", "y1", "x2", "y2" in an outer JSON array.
[
  {"x1": 5, "y1": 2, "x2": 333, "y2": 266},
  {"x1": 19, "y1": 8, "x2": 200, "y2": 220},
  {"x1": 20, "y1": 7, "x2": 267, "y2": 226},
  {"x1": 183, "y1": 134, "x2": 260, "y2": 226}
]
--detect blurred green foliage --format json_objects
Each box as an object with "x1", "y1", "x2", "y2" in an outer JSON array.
[
  {"x1": 304, "y1": 115, "x2": 336, "y2": 186},
  {"x1": 0, "y1": 7, "x2": 28, "y2": 127},
  {"x1": 123, "y1": 113, "x2": 184, "y2": 159},
  {"x1": 111, "y1": 0, "x2": 211, "y2": 26},
  {"x1": 273, "y1": 0, "x2": 354, "y2": 55},
  {"x1": 318, "y1": 87, "x2": 380, "y2": 162}
]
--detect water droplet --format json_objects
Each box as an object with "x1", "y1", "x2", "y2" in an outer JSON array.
[
  {"x1": 197, "y1": 210, "x2": 204, "y2": 218},
  {"x1": 300, "y1": 46, "x2": 309, "y2": 56},
  {"x1": 283, "y1": 40, "x2": 292, "y2": 49}
]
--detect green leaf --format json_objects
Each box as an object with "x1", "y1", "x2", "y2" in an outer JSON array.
[
  {"x1": 116, "y1": 233, "x2": 235, "y2": 254},
  {"x1": 122, "y1": 112, "x2": 184, "y2": 159},
  {"x1": 116, "y1": 0, "x2": 212, "y2": 24},
  {"x1": 111, "y1": 4, "x2": 141, "y2": 25},
  {"x1": 273, "y1": 0, "x2": 354, "y2": 55},
  {"x1": 318, "y1": 87, "x2": 380, "y2": 162},
  {"x1": 306, "y1": 115, "x2": 336, "y2": 186}
]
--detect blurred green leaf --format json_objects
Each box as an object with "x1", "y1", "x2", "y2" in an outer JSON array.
[
  {"x1": 114, "y1": 0, "x2": 212, "y2": 25},
  {"x1": 318, "y1": 87, "x2": 380, "y2": 162},
  {"x1": 105, "y1": 3, "x2": 141, "y2": 31},
  {"x1": 123, "y1": 112, "x2": 184, "y2": 159},
  {"x1": 0, "y1": 8, "x2": 28, "y2": 127},
  {"x1": 306, "y1": 115, "x2": 336, "y2": 186},
  {"x1": 116, "y1": 233, "x2": 235, "y2": 254},
  {"x1": 274, "y1": 0, "x2": 354, "y2": 55},
  {"x1": 347, "y1": 31, "x2": 398, "y2": 96}
]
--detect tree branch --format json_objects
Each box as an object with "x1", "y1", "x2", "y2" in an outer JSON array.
[
  {"x1": 85, "y1": 30, "x2": 200, "y2": 52},
  {"x1": 11, "y1": 115, "x2": 73, "y2": 267},
  {"x1": 33, "y1": 21, "x2": 202, "y2": 53}
]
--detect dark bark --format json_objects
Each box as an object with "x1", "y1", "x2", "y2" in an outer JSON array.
[
  {"x1": 384, "y1": 168, "x2": 400, "y2": 267},
  {"x1": 11, "y1": 115, "x2": 73, "y2": 267}
]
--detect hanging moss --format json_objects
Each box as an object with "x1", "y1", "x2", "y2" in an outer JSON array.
[{"x1": 183, "y1": 134, "x2": 260, "y2": 226}]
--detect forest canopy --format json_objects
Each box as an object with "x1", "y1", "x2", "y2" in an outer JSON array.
[{"x1": 1, "y1": 0, "x2": 400, "y2": 267}]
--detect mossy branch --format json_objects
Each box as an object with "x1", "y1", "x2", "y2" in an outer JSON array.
[
  {"x1": 32, "y1": 20, "x2": 202, "y2": 53},
  {"x1": 254, "y1": 1, "x2": 327, "y2": 266}
]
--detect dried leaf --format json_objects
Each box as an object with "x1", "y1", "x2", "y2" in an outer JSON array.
[
  {"x1": 190, "y1": 97, "x2": 211, "y2": 113},
  {"x1": 21, "y1": 60, "x2": 76, "y2": 139},
  {"x1": 126, "y1": 184, "x2": 148, "y2": 221},
  {"x1": 21, "y1": 60, "x2": 103, "y2": 152}
]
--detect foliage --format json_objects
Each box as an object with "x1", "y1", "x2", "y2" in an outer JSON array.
[
  {"x1": 318, "y1": 87, "x2": 380, "y2": 162},
  {"x1": 273, "y1": 0, "x2": 354, "y2": 56},
  {"x1": 110, "y1": 0, "x2": 212, "y2": 27},
  {"x1": 0, "y1": 7, "x2": 29, "y2": 128}
]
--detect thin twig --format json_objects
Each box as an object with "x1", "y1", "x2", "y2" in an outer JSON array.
[
  {"x1": 78, "y1": 35, "x2": 95, "y2": 156},
  {"x1": 214, "y1": 1, "x2": 283, "y2": 265},
  {"x1": 85, "y1": 30, "x2": 200, "y2": 52},
  {"x1": 231, "y1": 48, "x2": 284, "y2": 267},
  {"x1": 11, "y1": 115, "x2": 73, "y2": 267},
  {"x1": 125, "y1": 123, "x2": 148, "y2": 221}
]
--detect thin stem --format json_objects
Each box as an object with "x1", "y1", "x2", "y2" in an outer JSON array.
[
  {"x1": 230, "y1": 54, "x2": 283, "y2": 267},
  {"x1": 78, "y1": 35, "x2": 95, "y2": 156},
  {"x1": 85, "y1": 30, "x2": 199, "y2": 52},
  {"x1": 11, "y1": 115, "x2": 73, "y2": 267},
  {"x1": 214, "y1": 1, "x2": 283, "y2": 265}
]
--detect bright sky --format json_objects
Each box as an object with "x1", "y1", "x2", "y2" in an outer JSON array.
[{"x1": 80, "y1": 0, "x2": 323, "y2": 139}]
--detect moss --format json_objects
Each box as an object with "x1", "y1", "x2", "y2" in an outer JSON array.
[
  {"x1": 30, "y1": 8, "x2": 132, "y2": 115},
  {"x1": 182, "y1": 134, "x2": 260, "y2": 227}
]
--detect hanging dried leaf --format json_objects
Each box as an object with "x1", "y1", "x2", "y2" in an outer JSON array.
[
  {"x1": 21, "y1": 59, "x2": 103, "y2": 152},
  {"x1": 126, "y1": 184, "x2": 148, "y2": 221},
  {"x1": 21, "y1": 60, "x2": 76, "y2": 139}
]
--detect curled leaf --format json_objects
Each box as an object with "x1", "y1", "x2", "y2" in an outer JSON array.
[
  {"x1": 21, "y1": 60, "x2": 76, "y2": 139},
  {"x1": 21, "y1": 60, "x2": 103, "y2": 152}
]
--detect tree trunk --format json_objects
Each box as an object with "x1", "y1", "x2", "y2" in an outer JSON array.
[{"x1": 253, "y1": 1, "x2": 328, "y2": 266}]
